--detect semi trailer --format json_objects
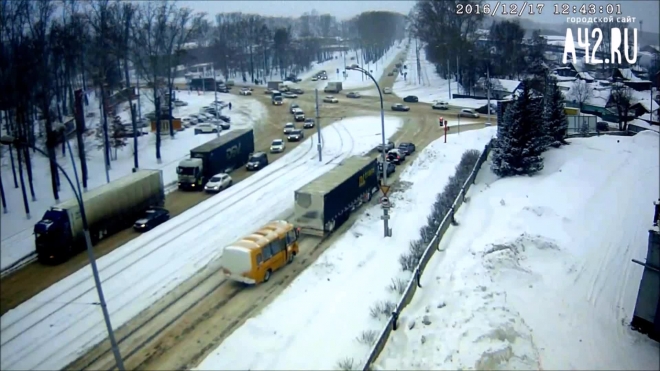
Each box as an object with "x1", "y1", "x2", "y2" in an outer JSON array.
[
  {"x1": 324, "y1": 82, "x2": 343, "y2": 93},
  {"x1": 294, "y1": 156, "x2": 379, "y2": 236},
  {"x1": 177, "y1": 129, "x2": 254, "y2": 190},
  {"x1": 34, "y1": 169, "x2": 165, "y2": 263}
]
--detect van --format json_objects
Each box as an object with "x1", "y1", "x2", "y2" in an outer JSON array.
[{"x1": 220, "y1": 220, "x2": 300, "y2": 284}]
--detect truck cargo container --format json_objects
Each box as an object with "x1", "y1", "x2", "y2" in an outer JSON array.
[
  {"x1": 294, "y1": 156, "x2": 378, "y2": 236},
  {"x1": 324, "y1": 82, "x2": 343, "y2": 93},
  {"x1": 189, "y1": 77, "x2": 217, "y2": 92},
  {"x1": 34, "y1": 169, "x2": 165, "y2": 263},
  {"x1": 177, "y1": 129, "x2": 254, "y2": 190},
  {"x1": 267, "y1": 81, "x2": 283, "y2": 91}
]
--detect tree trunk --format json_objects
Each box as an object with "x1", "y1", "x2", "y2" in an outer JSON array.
[
  {"x1": 15, "y1": 136, "x2": 30, "y2": 219},
  {"x1": 154, "y1": 89, "x2": 162, "y2": 163},
  {"x1": 74, "y1": 89, "x2": 89, "y2": 189},
  {"x1": 18, "y1": 106, "x2": 36, "y2": 201},
  {"x1": 100, "y1": 85, "x2": 112, "y2": 168},
  {"x1": 44, "y1": 108, "x2": 61, "y2": 201},
  {"x1": 4, "y1": 110, "x2": 19, "y2": 188},
  {"x1": 124, "y1": 59, "x2": 139, "y2": 169},
  {"x1": 168, "y1": 83, "x2": 175, "y2": 137}
]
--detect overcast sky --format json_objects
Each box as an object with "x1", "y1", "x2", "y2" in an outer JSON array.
[{"x1": 184, "y1": 1, "x2": 658, "y2": 33}]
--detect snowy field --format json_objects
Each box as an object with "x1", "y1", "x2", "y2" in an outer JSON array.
[
  {"x1": 375, "y1": 131, "x2": 660, "y2": 370},
  {"x1": 0, "y1": 91, "x2": 265, "y2": 271},
  {"x1": 194, "y1": 124, "x2": 493, "y2": 370},
  {"x1": 0, "y1": 116, "x2": 403, "y2": 371}
]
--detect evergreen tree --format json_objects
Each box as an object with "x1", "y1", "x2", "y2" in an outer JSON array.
[
  {"x1": 109, "y1": 115, "x2": 128, "y2": 160},
  {"x1": 491, "y1": 84, "x2": 545, "y2": 177},
  {"x1": 542, "y1": 79, "x2": 568, "y2": 148}
]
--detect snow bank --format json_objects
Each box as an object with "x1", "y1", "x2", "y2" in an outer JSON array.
[
  {"x1": 0, "y1": 91, "x2": 265, "y2": 270},
  {"x1": 376, "y1": 131, "x2": 660, "y2": 370},
  {"x1": 194, "y1": 125, "x2": 496, "y2": 370}
]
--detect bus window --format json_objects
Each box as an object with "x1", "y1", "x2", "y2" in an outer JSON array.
[
  {"x1": 271, "y1": 239, "x2": 286, "y2": 254},
  {"x1": 262, "y1": 245, "x2": 273, "y2": 261},
  {"x1": 256, "y1": 253, "x2": 263, "y2": 265},
  {"x1": 288, "y1": 230, "x2": 298, "y2": 243}
]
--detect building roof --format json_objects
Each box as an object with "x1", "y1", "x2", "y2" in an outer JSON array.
[
  {"x1": 492, "y1": 79, "x2": 521, "y2": 93},
  {"x1": 577, "y1": 72, "x2": 595, "y2": 81}
]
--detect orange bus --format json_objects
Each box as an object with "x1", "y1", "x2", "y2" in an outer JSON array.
[{"x1": 220, "y1": 220, "x2": 300, "y2": 284}]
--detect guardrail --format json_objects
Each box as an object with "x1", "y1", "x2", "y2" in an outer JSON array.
[{"x1": 361, "y1": 139, "x2": 494, "y2": 371}]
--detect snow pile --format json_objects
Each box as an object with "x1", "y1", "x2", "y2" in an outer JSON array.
[
  {"x1": 376, "y1": 131, "x2": 660, "y2": 370},
  {"x1": 0, "y1": 91, "x2": 265, "y2": 270},
  {"x1": 194, "y1": 126, "x2": 496, "y2": 371},
  {"x1": 0, "y1": 116, "x2": 403, "y2": 371}
]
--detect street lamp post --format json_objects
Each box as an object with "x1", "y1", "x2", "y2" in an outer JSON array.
[
  {"x1": 345, "y1": 64, "x2": 392, "y2": 238},
  {"x1": 0, "y1": 134, "x2": 126, "y2": 371}
]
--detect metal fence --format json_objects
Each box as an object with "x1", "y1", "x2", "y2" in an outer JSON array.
[
  {"x1": 566, "y1": 115, "x2": 598, "y2": 135},
  {"x1": 360, "y1": 139, "x2": 494, "y2": 371}
]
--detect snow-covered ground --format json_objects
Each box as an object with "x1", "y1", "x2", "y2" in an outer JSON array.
[
  {"x1": 0, "y1": 91, "x2": 266, "y2": 271},
  {"x1": 194, "y1": 124, "x2": 493, "y2": 371},
  {"x1": 0, "y1": 116, "x2": 403, "y2": 371},
  {"x1": 375, "y1": 131, "x2": 660, "y2": 370}
]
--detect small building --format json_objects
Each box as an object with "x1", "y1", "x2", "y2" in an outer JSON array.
[
  {"x1": 150, "y1": 114, "x2": 182, "y2": 133},
  {"x1": 475, "y1": 78, "x2": 522, "y2": 100},
  {"x1": 612, "y1": 68, "x2": 653, "y2": 91},
  {"x1": 576, "y1": 72, "x2": 595, "y2": 83}
]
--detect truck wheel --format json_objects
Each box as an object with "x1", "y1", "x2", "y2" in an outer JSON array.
[{"x1": 264, "y1": 269, "x2": 272, "y2": 282}]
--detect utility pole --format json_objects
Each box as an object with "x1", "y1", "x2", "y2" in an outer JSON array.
[
  {"x1": 486, "y1": 65, "x2": 491, "y2": 124},
  {"x1": 213, "y1": 67, "x2": 220, "y2": 137},
  {"x1": 456, "y1": 55, "x2": 460, "y2": 94},
  {"x1": 136, "y1": 73, "x2": 142, "y2": 120},
  {"x1": 447, "y1": 59, "x2": 451, "y2": 100},
  {"x1": 315, "y1": 89, "x2": 322, "y2": 162}
]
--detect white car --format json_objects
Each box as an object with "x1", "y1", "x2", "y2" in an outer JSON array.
[
  {"x1": 283, "y1": 92, "x2": 298, "y2": 98},
  {"x1": 204, "y1": 173, "x2": 233, "y2": 193},
  {"x1": 459, "y1": 108, "x2": 480, "y2": 118},
  {"x1": 432, "y1": 101, "x2": 449, "y2": 110},
  {"x1": 182, "y1": 117, "x2": 196, "y2": 126},
  {"x1": 283, "y1": 123, "x2": 296, "y2": 134},
  {"x1": 311, "y1": 76, "x2": 318, "y2": 81},
  {"x1": 323, "y1": 96, "x2": 338, "y2": 103},
  {"x1": 383, "y1": 87, "x2": 393, "y2": 94},
  {"x1": 240, "y1": 88, "x2": 252, "y2": 96},
  {"x1": 194, "y1": 123, "x2": 219, "y2": 135},
  {"x1": 270, "y1": 139, "x2": 286, "y2": 153}
]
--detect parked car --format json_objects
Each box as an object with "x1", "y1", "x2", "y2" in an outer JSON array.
[
  {"x1": 476, "y1": 103, "x2": 497, "y2": 114},
  {"x1": 270, "y1": 139, "x2": 286, "y2": 153},
  {"x1": 246, "y1": 152, "x2": 268, "y2": 171},
  {"x1": 294, "y1": 111, "x2": 305, "y2": 122},
  {"x1": 391, "y1": 103, "x2": 410, "y2": 112},
  {"x1": 290, "y1": 103, "x2": 300, "y2": 113},
  {"x1": 173, "y1": 99, "x2": 188, "y2": 107},
  {"x1": 239, "y1": 88, "x2": 252, "y2": 96},
  {"x1": 398, "y1": 142, "x2": 416, "y2": 155},
  {"x1": 323, "y1": 96, "x2": 338, "y2": 103},
  {"x1": 209, "y1": 118, "x2": 230, "y2": 130},
  {"x1": 188, "y1": 114, "x2": 202, "y2": 123},
  {"x1": 459, "y1": 108, "x2": 480, "y2": 118},
  {"x1": 403, "y1": 95, "x2": 419, "y2": 103},
  {"x1": 596, "y1": 121, "x2": 610, "y2": 131},
  {"x1": 287, "y1": 129, "x2": 304, "y2": 142},
  {"x1": 133, "y1": 208, "x2": 170, "y2": 232},
  {"x1": 283, "y1": 122, "x2": 296, "y2": 134},
  {"x1": 383, "y1": 87, "x2": 393, "y2": 94},
  {"x1": 218, "y1": 114, "x2": 231, "y2": 123},
  {"x1": 432, "y1": 101, "x2": 449, "y2": 110},
  {"x1": 204, "y1": 173, "x2": 233, "y2": 193},
  {"x1": 194, "y1": 123, "x2": 219, "y2": 135},
  {"x1": 346, "y1": 92, "x2": 361, "y2": 99},
  {"x1": 264, "y1": 88, "x2": 274, "y2": 94},
  {"x1": 283, "y1": 92, "x2": 298, "y2": 99},
  {"x1": 376, "y1": 141, "x2": 395, "y2": 152},
  {"x1": 386, "y1": 148, "x2": 406, "y2": 164},
  {"x1": 217, "y1": 85, "x2": 230, "y2": 93},
  {"x1": 378, "y1": 161, "x2": 396, "y2": 178},
  {"x1": 303, "y1": 118, "x2": 315, "y2": 129},
  {"x1": 182, "y1": 117, "x2": 197, "y2": 126},
  {"x1": 291, "y1": 88, "x2": 304, "y2": 94}
]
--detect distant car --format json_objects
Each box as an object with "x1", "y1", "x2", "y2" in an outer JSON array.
[
  {"x1": 386, "y1": 149, "x2": 406, "y2": 164},
  {"x1": 265, "y1": 88, "x2": 274, "y2": 94},
  {"x1": 378, "y1": 161, "x2": 396, "y2": 178},
  {"x1": 204, "y1": 173, "x2": 233, "y2": 193},
  {"x1": 383, "y1": 87, "x2": 393, "y2": 94},
  {"x1": 398, "y1": 142, "x2": 416, "y2": 155},
  {"x1": 173, "y1": 99, "x2": 188, "y2": 107},
  {"x1": 294, "y1": 111, "x2": 305, "y2": 122},
  {"x1": 376, "y1": 141, "x2": 395, "y2": 152},
  {"x1": 596, "y1": 121, "x2": 610, "y2": 131},
  {"x1": 303, "y1": 118, "x2": 315, "y2": 129},
  {"x1": 209, "y1": 118, "x2": 230, "y2": 130},
  {"x1": 311, "y1": 76, "x2": 318, "y2": 81},
  {"x1": 323, "y1": 96, "x2": 338, "y2": 103},
  {"x1": 217, "y1": 85, "x2": 229, "y2": 93},
  {"x1": 218, "y1": 114, "x2": 231, "y2": 124},
  {"x1": 133, "y1": 208, "x2": 169, "y2": 232},
  {"x1": 287, "y1": 129, "x2": 304, "y2": 142},
  {"x1": 459, "y1": 108, "x2": 480, "y2": 118},
  {"x1": 476, "y1": 103, "x2": 497, "y2": 114},
  {"x1": 246, "y1": 152, "x2": 268, "y2": 171},
  {"x1": 432, "y1": 101, "x2": 449, "y2": 110},
  {"x1": 239, "y1": 88, "x2": 252, "y2": 96},
  {"x1": 270, "y1": 139, "x2": 286, "y2": 153},
  {"x1": 291, "y1": 88, "x2": 304, "y2": 94},
  {"x1": 321, "y1": 75, "x2": 328, "y2": 80},
  {"x1": 346, "y1": 92, "x2": 361, "y2": 99},
  {"x1": 194, "y1": 123, "x2": 219, "y2": 135},
  {"x1": 290, "y1": 103, "x2": 300, "y2": 113},
  {"x1": 391, "y1": 103, "x2": 410, "y2": 112},
  {"x1": 403, "y1": 95, "x2": 419, "y2": 103},
  {"x1": 283, "y1": 92, "x2": 298, "y2": 99},
  {"x1": 188, "y1": 114, "x2": 202, "y2": 124},
  {"x1": 283, "y1": 122, "x2": 296, "y2": 134},
  {"x1": 387, "y1": 72, "x2": 394, "y2": 76},
  {"x1": 182, "y1": 117, "x2": 197, "y2": 126}
]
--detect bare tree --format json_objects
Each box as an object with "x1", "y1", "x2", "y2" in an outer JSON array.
[
  {"x1": 569, "y1": 80, "x2": 593, "y2": 114},
  {"x1": 610, "y1": 82, "x2": 636, "y2": 131}
]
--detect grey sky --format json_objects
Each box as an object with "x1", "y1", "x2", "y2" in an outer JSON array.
[{"x1": 183, "y1": 1, "x2": 658, "y2": 33}]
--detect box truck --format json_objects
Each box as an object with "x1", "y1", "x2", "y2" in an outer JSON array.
[
  {"x1": 34, "y1": 169, "x2": 165, "y2": 263},
  {"x1": 294, "y1": 156, "x2": 378, "y2": 236},
  {"x1": 177, "y1": 129, "x2": 255, "y2": 190},
  {"x1": 324, "y1": 82, "x2": 343, "y2": 93}
]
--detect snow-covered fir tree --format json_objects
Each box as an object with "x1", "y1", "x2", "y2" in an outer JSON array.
[
  {"x1": 109, "y1": 115, "x2": 127, "y2": 159},
  {"x1": 491, "y1": 83, "x2": 545, "y2": 177},
  {"x1": 542, "y1": 78, "x2": 568, "y2": 148}
]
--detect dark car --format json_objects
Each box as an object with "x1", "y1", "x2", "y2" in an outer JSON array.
[
  {"x1": 398, "y1": 142, "x2": 416, "y2": 155},
  {"x1": 596, "y1": 121, "x2": 610, "y2": 131},
  {"x1": 133, "y1": 208, "x2": 170, "y2": 232},
  {"x1": 378, "y1": 161, "x2": 395, "y2": 178},
  {"x1": 376, "y1": 140, "x2": 395, "y2": 152},
  {"x1": 219, "y1": 114, "x2": 231, "y2": 123},
  {"x1": 292, "y1": 88, "x2": 304, "y2": 94},
  {"x1": 216, "y1": 85, "x2": 229, "y2": 93},
  {"x1": 287, "y1": 129, "x2": 304, "y2": 142},
  {"x1": 303, "y1": 118, "x2": 315, "y2": 129},
  {"x1": 346, "y1": 92, "x2": 361, "y2": 99},
  {"x1": 391, "y1": 103, "x2": 410, "y2": 112},
  {"x1": 246, "y1": 152, "x2": 269, "y2": 171},
  {"x1": 403, "y1": 95, "x2": 419, "y2": 103},
  {"x1": 289, "y1": 103, "x2": 300, "y2": 113},
  {"x1": 386, "y1": 149, "x2": 406, "y2": 165},
  {"x1": 476, "y1": 103, "x2": 497, "y2": 114}
]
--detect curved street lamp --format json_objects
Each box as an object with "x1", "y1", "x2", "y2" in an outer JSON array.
[
  {"x1": 0, "y1": 134, "x2": 126, "y2": 371},
  {"x1": 345, "y1": 64, "x2": 392, "y2": 237}
]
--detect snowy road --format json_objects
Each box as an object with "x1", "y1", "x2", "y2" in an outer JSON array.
[{"x1": 0, "y1": 116, "x2": 402, "y2": 371}]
